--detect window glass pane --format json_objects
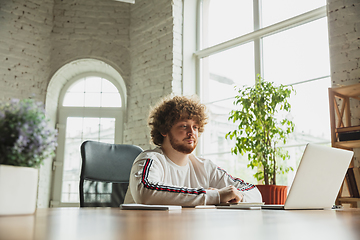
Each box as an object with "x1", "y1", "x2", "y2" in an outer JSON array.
[
  {"x1": 63, "y1": 77, "x2": 121, "y2": 107},
  {"x1": 263, "y1": 18, "x2": 330, "y2": 85},
  {"x1": 102, "y1": 93, "x2": 121, "y2": 107},
  {"x1": 63, "y1": 92, "x2": 85, "y2": 106},
  {"x1": 62, "y1": 117, "x2": 84, "y2": 203},
  {"x1": 262, "y1": 0, "x2": 326, "y2": 27},
  {"x1": 85, "y1": 93, "x2": 101, "y2": 107},
  {"x1": 202, "y1": 0, "x2": 253, "y2": 48},
  {"x1": 67, "y1": 79, "x2": 85, "y2": 93},
  {"x1": 61, "y1": 117, "x2": 116, "y2": 203},
  {"x1": 200, "y1": 43, "x2": 255, "y2": 178},
  {"x1": 61, "y1": 138, "x2": 82, "y2": 203},
  {"x1": 82, "y1": 118, "x2": 100, "y2": 139},
  {"x1": 287, "y1": 78, "x2": 331, "y2": 144},
  {"x1": 85, "y1": 76, "x2": 102, "y2": 92},
  {"x1": 201, "y1": 98, "x2": 238, "y2": 159},
  {"x1": 201, "y1": 152, "x2": 258, "y2": 185},
  {"x1": 99, "y1": 118, "x2": 115, "y2": 141},
  {"x1": 198, "y1": 2, "x2": 331, "y2": 186},
  {"x1": 279, "y1": 145, "x2": 307, "y2": 186},
  {"x1": 66, "y1": 117, "x2": 83, "y2": 138},
  {"x1": 102, "y1": 79, "x2": 119, "y2": 93},
  {"x1": 100, "y1": 139, "x2": 115, "y2": 144},
  {"x1": 202, "y1": 42, "x2": 255, "y2": 103}
]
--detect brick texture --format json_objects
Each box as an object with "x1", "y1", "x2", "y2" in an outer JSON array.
[
  {"x1": 328, "y1": 0, "x2": 360, "y2": 86},
  {"x1": 0, "y1": 0, "x2": 183, "y2": 208},
  {"x1": 327, "y1": 0, "x2": 360, "y2": 167},
  {"x1": 0, "y1": 0, "x2": 53, "y2": 102},
  {"x1": 125, "y1": 0, "x2": 183, "y2": 149},
  {"x1": 50, "y1": 0, "x2": 132, "y2": 89}
]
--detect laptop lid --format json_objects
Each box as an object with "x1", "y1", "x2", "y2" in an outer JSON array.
[{"x1": 283, "y1": 144, "x2": 353, "y2": 210}]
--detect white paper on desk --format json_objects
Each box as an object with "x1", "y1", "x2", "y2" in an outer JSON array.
[
  {"x1": 195, "y1": 205, "x2": 216, "y2": 209},
  {"x1": 120, "y1": 204, "x2": 182, "y2": 211},
  {"x1": 216, "y1": 202, "x2": 265, "y2": 209}
]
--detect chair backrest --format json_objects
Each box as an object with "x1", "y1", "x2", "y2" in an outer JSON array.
[{"x1": 79, "y1": 140, "x2": 143, "y2": 207}]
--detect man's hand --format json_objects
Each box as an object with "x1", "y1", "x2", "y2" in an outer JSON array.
[{"x1": 218, "y1": 186, "x2": 243, "y2": 203}]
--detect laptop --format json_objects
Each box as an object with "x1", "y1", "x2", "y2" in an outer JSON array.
[{"x1": 261, "y1": 143, "x2": 353, "y2": 210}]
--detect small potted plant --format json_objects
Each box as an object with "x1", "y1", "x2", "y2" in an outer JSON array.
[
  {"x1": 0, "y1": 98, "x2": 57, "y2": 215},
  {"x1": 225, "y1": 75, "x2": 295, "y2": 204}
]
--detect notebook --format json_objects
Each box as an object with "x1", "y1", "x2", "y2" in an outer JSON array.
[
  {"x1": 261, "y1": 143, "x2": 353, "y2": 210},
  {"x1": 120, "y1": 203, "x2": 182, "y2": 211},
  {"x1": 216, "y1": 202, "x2": 264, "y2": 209}
]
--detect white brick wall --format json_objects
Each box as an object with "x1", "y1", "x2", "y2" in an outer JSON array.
[
  {"x1": 50, "y1": 0, "x2": 132, "y2": 85},
  {"x1": 0, "y1": 0, "x2": 53, "y2": 103},
  {"x1": 0, "y1": 0, "x2": 184, "y2": 208},
  {"x1": 327, "y1": 0, "x2": 360, "y2": 167},
  {"x1": 328, "y1": 0, "x2": 360, "y2": 86},
  {"x1": 0, "y1": 0, "x2": 55, "y2": 208},
  {"x1": 125, "y1": 0, "x2": 183, "y2": 150}
]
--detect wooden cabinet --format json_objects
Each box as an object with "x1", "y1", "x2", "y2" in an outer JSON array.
[{"x1": 328, "y1": 83, "x2": 360, "y2": 207}]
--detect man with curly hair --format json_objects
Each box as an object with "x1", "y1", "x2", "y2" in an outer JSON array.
[{"x1": 124, "y1": 95, "x2": 262, "y2": 206}]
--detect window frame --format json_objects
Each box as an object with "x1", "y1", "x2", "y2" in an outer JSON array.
[
  {"x1": 50, "y1": 72, "x2": 124, "y2": 207},
  {"x1": 193, "y1": 0, "x2": 331, "y2": 184},
  {"x1": 194, "y1": 4, "x2": 327, "y2": 59}
]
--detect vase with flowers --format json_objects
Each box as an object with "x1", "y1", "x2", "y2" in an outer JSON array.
[{"x1": 0, "y1": 98, "x2": 57, "y2": 215}]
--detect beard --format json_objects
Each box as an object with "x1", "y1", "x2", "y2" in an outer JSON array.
[{"x1": 168, "y1": 131, "x2": 197, "y2": 154}]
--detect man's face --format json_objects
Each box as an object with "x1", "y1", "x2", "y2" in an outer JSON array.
[{"x1": 167, "y1": 119, "x2": 199, "y2": 154}]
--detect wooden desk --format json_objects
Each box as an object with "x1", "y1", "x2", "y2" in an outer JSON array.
[{"x1": 1, "y1": 208, "x2": 360, "y2": 240}]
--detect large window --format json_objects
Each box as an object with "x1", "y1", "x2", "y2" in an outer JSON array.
[
  {"x1": 51, "y1": 74, "x2": 124, "y2": 207},
  {"x1": 196, "y1": 0, "x2": 330, "y2": 185}
]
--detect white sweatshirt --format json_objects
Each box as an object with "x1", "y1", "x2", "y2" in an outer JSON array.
[{"x1": 124, "y1": 147, "x2": 262, "y2": 206}]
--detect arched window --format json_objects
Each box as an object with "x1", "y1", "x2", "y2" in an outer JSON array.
[
  {"x1": 51, "y1": 73, "x2": 124, "y2": 207},
  {"x1": 62, "y1": 75, "x2": 122, "y2": 108}
]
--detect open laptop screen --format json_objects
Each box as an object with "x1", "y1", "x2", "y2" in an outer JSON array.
[{"x1": 262, "y1": 144, "x2": 353, "y2": 210}]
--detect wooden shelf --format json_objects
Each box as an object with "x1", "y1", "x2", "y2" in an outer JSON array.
[
  {"x1": 329, "y1": 84, "x2": 360, "y2": 100},
  {"x1": 338, "y1": 197, "x2": 360, "y2": 203},
  {"x1": 329, "y1": 83, "x2": 360, "y2": 208},
  {"x1": 336, "y1": 125, "x2": 360, "y2": 133},
  {"x1": 333, "y1": 140, "x2": 360, "y2": 149}
]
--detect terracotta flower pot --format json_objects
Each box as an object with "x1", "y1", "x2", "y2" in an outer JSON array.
[{"x1": 256, "y1": 185, "x2": 288, "y2": 205}]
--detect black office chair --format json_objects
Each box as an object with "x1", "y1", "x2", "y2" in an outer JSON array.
[{"x1": 79, "y1": 140, "x2": 143, "y2": 207}]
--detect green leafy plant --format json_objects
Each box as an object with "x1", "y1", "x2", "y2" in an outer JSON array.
[
  {"x1": 0, "y1": 98, "x2": 58, "y2": 168},
  {"x1": 225, "y1": 75, "x2": 295, "y2": 185}
]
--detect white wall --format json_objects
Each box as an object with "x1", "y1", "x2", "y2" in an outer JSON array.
[
  {"x1": 125, "y1": 0, "x2": 183, "y2": 149},
  {"x1": 0, "y1": 0, "x2": 54, "y2": 103},
  {"x1": 0, "y1": 0, "x2": 184, "y2": 207},
  {"x1": 327, "y1": 0, "x2": 360, "y2": 167}
]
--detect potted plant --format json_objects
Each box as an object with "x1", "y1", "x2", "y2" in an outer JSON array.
[
  {"x1": 225, "y1": 75, "x2": 295, "y2": 204},
  {"x1": 0, "y1": 98, "x2": 57, "y2": 215}
]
